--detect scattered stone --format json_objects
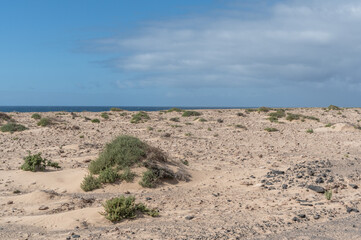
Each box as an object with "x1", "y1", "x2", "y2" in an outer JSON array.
[
  {"x1": 297, "y1": 214, "x2": 306, "y2": 218},
  {"x1": 38, "y1": 205, "x2": 49, "y2": 210},
  {"x1": 349, "y1": 184, "x2": 358, "y2": 189},
  {"x1": 346, "y1": 207, "x2": 359, "y2": 213},
  {"x1": 315, "y1": 177, "x2": 324, "y2": 184},
  {"x1": 282, "y1": 184, "x2": 288, "y2": 189},
  {"x1": 7, "y1": 201, "x2": 13, "y2": 205},
  {"x1": 307, "y1": 185, "x2": 325, "y2": 193},
  {"x1": 72, "y1": 234, "x2": 81, "y2": 238},
  {"x1": 292, "y1": 217, "x2": 300, "y2": 222},
  {"x1": 185, "y1": 216, "x2": 194, "y2": 220},
  {"x1": 146, "y1": 197, "x2": 152, "y2": 201},
  {"x1": 314, "y1": 214, "x2": 321, "y2": 220}
]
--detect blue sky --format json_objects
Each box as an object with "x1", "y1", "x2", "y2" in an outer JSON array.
[{"x1": 1, "y1": 0, "x2": 361, "y2": 107}]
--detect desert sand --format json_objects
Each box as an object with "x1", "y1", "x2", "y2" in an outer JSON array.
[{"x1": 0, "y1": 108, "x2": 361, "y2": 240}]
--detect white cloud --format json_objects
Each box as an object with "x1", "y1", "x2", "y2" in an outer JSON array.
[{"x1": 93, "y1": 0, "x2": 361, "y2": 89}]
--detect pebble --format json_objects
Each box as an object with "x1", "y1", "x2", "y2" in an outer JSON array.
[
  {"x1": 185, "y1": 216, "x2": 194, "y2": 220},
  {"x1": 307, "y1": 185, "x2": 325, "y2": 193},
  {"x1": 349, "y1": 184, "x2": 358, "y2": 189},
  {"x1": 346, "y1": 207, "x2": 359, "y2": 213},
  {"x1": 38, "y1": 205, "x2": 49, "y2": 210}
]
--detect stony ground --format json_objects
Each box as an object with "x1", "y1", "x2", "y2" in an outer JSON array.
[{"x1": 0, "y1": 108, "x2": 360, "y2": 239}]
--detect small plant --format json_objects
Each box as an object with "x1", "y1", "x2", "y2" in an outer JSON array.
[
  {"x1": 80, "y1": 174, "x2": 101, "y2": 192},
  {"x1": 245, "y1": 108, "x2": 257, "y2": 113},
  {"x1": 119, "y1": 112, "x2": 127, "y2": 117},
  {"x1": 167, "y1": 107, "x2": 183, "y2": 112},
  {"x1": 207, "y1": 127, "x2": 212, "y2": 131},
  {"x1": 98, "y1": 168, "x2": 120, "y2": 183},
  {"x1": 198, "y1": 118, "x2": 207, "y2": 122},
  {"x1": 185, "y1": 132, "x2": 192, "y2": 137},
  {"x1": 21, "y1": 152, "x2": 60, "y2": 172},
  {"x1": 139, "y1": 169, "x2": 158, "y2": 188},
  {"x1": 325, "y1": 123, "x2": 333, "y2": 127},
  {"x1": 286, "y1": 113, "x2": 301, "y2": 121},
  {"x1": 37, "y1": 118, "x2": 52, "y2": 127},
  {"x1": 306, "y1": 129, "x2": 314, "y2": 134},
  {"x1": 181, "y1": 160, "x2": 189, "y2": 166},
  {"x1": 79, "y1": 135, "x2": 84, "y2": 138},
  {"x1": 0, "y1": 123, "x2": 27, "y2": 133},
  {"x1": 31, "y1": 113, "x2": 41, "y2": 120},
  {"x1": 325, "y1": 190, "x2": 332, "y2": 200},
  {"x1": 264, "y1": 127, "x2": 278, "y2": 132},
  {"x1": 91, "y1": 118, "x2": 100, "y2": 123},
  {"x1": 110, "y1": 107, "x2": 123, "y2": 112},
  {"x1": 147, "y1": 126, "x2": 154, "y2": 131},
  {"x1": 257, "y1": 107, "x2": 271, "y2": 112},
  {"x1": 131, "y1": 111, "x2": 150, "y2": 123},
  {"x1": 182, "y1": 111, "x2": 201, "y2": 117},
  {"x1": 120, "y1": 167, "x2": 136, "y2": 182},
  {"x1": 101, "y1": 112, "x2": 109, "y2": 119},
  {"x1": 101, "y1": 196, "x2": 159, "y2": 222},
  {"x1": 170, "y1": 117, "x2": 180, "y2": 122}
]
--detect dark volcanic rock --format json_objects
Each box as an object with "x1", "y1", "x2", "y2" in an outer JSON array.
[
  {"x1": 307, "y1": 185, "x2": 325, "y2": 193},
  {"x1": 346, "y1": 207, "x2": 359, "y2": 213},
  {"x1": 349, "y1": 184, "x2": 358, "y2": 189}
]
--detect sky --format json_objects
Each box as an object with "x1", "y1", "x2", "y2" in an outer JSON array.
[{"x1": 1, "y1": 0, "x2": 361, "y2": 107}]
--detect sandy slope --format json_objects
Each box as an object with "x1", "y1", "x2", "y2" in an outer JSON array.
[{"x1": 0, "y1": 108, "x2": 361, "y2": 239}]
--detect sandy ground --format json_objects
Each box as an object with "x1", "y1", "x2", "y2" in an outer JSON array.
[{"x1": 0, "y1": 108, "x2": 361, "y2": 240}]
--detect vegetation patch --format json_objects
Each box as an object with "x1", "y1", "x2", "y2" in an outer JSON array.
[
  {"x1": 268, "y1": 109, "x2": 286, "y2": 122},
  {"x1": 98, "y1": 168, "x2": 119, "y2": 183},
  {"x1": 0, "y1": 112, "x2": 11, "y2": 122},
  {"x1": 198, "y1": 118, "x2": 207, "y2": 122},
  {"x1": 120, "y1": 167, "x2": 136, "y2": 182},
  {"x1": 328, "y1": 105, "x2": 341, "y2": 111},
  {"x1": 306, "y1": 129, "x2": 314, "y2": 134},
  {"x1": 37, "y1": 118, "x2": 52, "y2": 127},
  {"x1": 0, "y1": 123, "x2": 27, "y2": 133},
  {"x1": 264, "y1": 127, "x2": 279, "y2": 132},
  {"x1": 257, "y1": 107, "x2": 272, "y2": 112},
  {"x1": 21, "y1": 152, "x2": 60, "y2": 172},
  {"x1": 169, "y1": 117, "x2": 180, "y2": 122},
  {"x1": 81, "y1": 174, "x2": 101, "y2": 192},
  {"x1": 101, "y1": 112, "x2": 109, "y2": 119},
  {"x1": 102, "y1": 196, "x2": 159, "y2": 222},
  {"x1": 31, "y1": 113, "x2": 41, "y2": 120},
  {"x1": 131, "y1": 111, "x2": 150, "y2": 123},
  {"x1": 110, "y1": 107, "x2": 123, "y2": 112},
  {"x1": 167, "y1": 107, "x2": 183, "y2": 112},
  {"x1": 235, "y1": 124, "x2": 247, "y2": 129},
  {"x1": 182, "y1": 110, "x2": 201, "y2": 117},
  {"x1": 91, "y1": 118, "x2": 100, "y2": 123},
  {"x1": 286, "y1": 113, "x2": 319, "y2": 122}
]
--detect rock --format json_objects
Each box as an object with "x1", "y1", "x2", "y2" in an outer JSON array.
[
  {"x1": 72, "y1": 234, "x2": 80, "y2": 238},
  {"x1": 271, "y1": 170, "x2": 285, "y2": 175},
  {"x1": 307, "y1": 185, "x2": 325, "y2": 193},
  {"x1": 346, "y1": 207, "x2": 359, "y2": 213},
  {"x1": 146, "y1": 197, "x2": 152, "y2": 201},
  {"x1": 297, "y1": 214, "x2": 306, "y2": 218},
  {"x1": 185, "y1": 216, "x2": 194, "y2": 220},
  {"x1": 349, "y1": 184, "x2": 358, "y2": 189},
  {"x1": 7, "y1": 201, "x2": 13, "y2": 205},
  {"x1": 315, "y1": 177, "x2": 324, "y2": 184},
  {"x1": 314, "y1": 214, "x2": 320, "y2": 220},
  {"x1": 38, "y1": 205, "x2": 49, "y2": 210},
  {"x1": 282, "y1": 184, "x2": 288, "y2": 189},
  {"x1": 292, "y1": 217, "x2": 300, "y2": 222}
]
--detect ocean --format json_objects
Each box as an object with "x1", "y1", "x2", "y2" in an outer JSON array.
[{"x1": 0, "y1": 106, "x2": 247, "y2": 112}]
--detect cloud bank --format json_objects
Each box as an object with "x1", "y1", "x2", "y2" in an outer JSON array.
[{"x1": 92, "y1": 0, "x2": 361, "y2": 90}]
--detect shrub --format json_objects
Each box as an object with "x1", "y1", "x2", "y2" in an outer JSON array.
[
  {"x1": 306, "y1": 129, "x2": 314, "y2": 134},
  {"x1": 110, "y1": 108, "x2": 123, "y2": 112},
  {"x1": 131, "y1": 111, "x2": 150, "y2": 123},
  {"x1": 31, "y1": 113, "x2": 41, "y2": 120},
  {"x1": 147, "y1": 126, "x2": 154, "y2": 131},
  {"x1": 198, "y1": 118, "x2": 207, "y2": 122},
  {"x1": 268, "y1": 109, "x2": 286, "y2": 122},
  {"x1": 235, "y1": 124, "x2": 247, "y2": 129},
  {"x1": 264, "y1": 127, "x2": 278, "y2": 132},
  {"x1": 91, "y1": 118, "x2": 100, "y2": 123},
  {"x1": 328, "y1": 105, "x2": 341, "y2": 110},
  {"x1": 182, "y1": 111, "x2": 201, "y2": 117},
  {"x1": 325, "y1": 123, "x2": 333, "y2": 127},
  {"x1": 37, "y1": 118, "x2": 52, "y2": 127},
  {"x1": 0, "y1": 112, "x2": 11, "y2": 121},
  {"x1": 0, "y1": 123, "x2": 27, "y2": 133},
  {"x1": 170, "y1": 117, "x2": 180, "y2": 122},
  {"x1": 167, "y1": 108, "x2": 183, "y2": 112},
  {"x1": 325, "y1": 190, "x2": 332, "y2": 200},
  {"x1": 237, "y1": 112, "x2": 245, "y2": 117},
  {"x1": 245, "y1": 108, "x2": 257, "y2": 113},
  {"x1": 120, "y1": 167, "x2": 136, "y2": 182},
  {"x1": 101, "y1": 196, "x2": 159, "y2": 222},
  {"x1": 80, "y1": 174, "x2": 101, "y2": 192},
  {"x1": 101, "y1": 113, "x2": 109, "y2": 119},
  {"x1": 88, "y1": 135, "x2": 149, "y2": 174},
  {"x1": 139, "y1": 169, "x2": 158, "y2": 188},
  {"x1": 98, "y1": 168, "x2": 119, "y2": 183},
  {"x1": 286, "y1": 113, "x2": 301, "y2": 121},
  {"x1": 21, "y1": 152, "x2": 60, "y2": 172},
  {"x1": 257, "y1": 107, "x2": 271, "y2": 112}
]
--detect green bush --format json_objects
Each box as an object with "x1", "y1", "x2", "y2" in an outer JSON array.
[
  {"x1": 101, "y1": 196, "x2": 159, "y2": 222},
  {"x1": 120, "y1": 167, "x2": 136, "y2": 182},
  {"x1": 0, "y1": 112, "x2": 11, "y2": 121},
  {"x1": 264, "y1": 127, "x2": 279, "y2": 132},
  {"x1": 286, "y1": 113, "x2": 301, "y2": 121},
  {"x1": 31, "y1": 113, "x2": 41, "y2": 120},
  {"x1": 110, "y1": 108, "x2": 123, "y2": 112},
  {"x1": 98, "y1": 168, "x2": 119, "y2": 183},
  {"x1": 167, "y1": 107, "x2": 183, "y2": 112},
  {"x1": 21, "y1": 152, "x2": 60, "y2": 172},
  {"x1": 88, "y1": 135, "x2": 148, "y2": 174},
  {"x1": 91, "y1": 118, "x2": 100, "y2": 123},
  {"x1": 257, "y1": 107, "x2": 271, "y2": 112},
  {"x1": 37, "y1": 118, "x2": 52, "y2": 127},
  {"x1": 131, "y1": 111, "x2": 150, "y2": 123},
  {"x1": 0, "y1": 123, "x2": 27, "y2": 133},
  {"x1": 325, "y1": 123, "x2": 333, "y2": 127},
  {"x1": 101, "y1": 112, "x2": 109, "y2": 119},
  {"x1": 182, "y1": 111, "x2": 201, "y2": 117},
  {"x1": 328, "y1": 105, "x2": 341, "y2": 110},
  {"x1": 139, "y1": 169, "x2": 158, "y2": 188},
  {"x1": 80, "y1": 174, "x2": 101, "y2": 192},
  {"x1": 306, "y1": 129, "x2": 314, "y2": 133},
  {"x1": 325, "y1": 190, "x2": 332, "y2": 200}
]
